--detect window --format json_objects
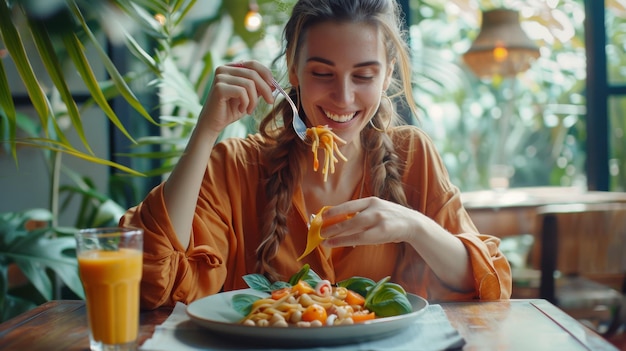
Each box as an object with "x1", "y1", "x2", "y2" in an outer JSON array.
[{"x1": 404, "y1": 0, "x2": 621, "y2": 191}]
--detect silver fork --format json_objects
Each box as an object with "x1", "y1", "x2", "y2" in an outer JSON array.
[{"x1": 271, "y1": 78, "x2": 307, "y2": 141}]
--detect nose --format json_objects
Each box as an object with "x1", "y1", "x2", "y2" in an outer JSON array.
[{"x1": 330, "y1": 77, "x2": 355, "y2": 107}]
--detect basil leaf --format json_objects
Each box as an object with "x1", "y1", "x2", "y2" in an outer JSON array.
[
  {"x1": 242, "y1": 274, "x2": 272, "y2": 292},
  {"x1": 300, "y1": 268, "x2": 323, "y2": 288},
  {"x1": 382, "y1": 282, "x2": 407, "y2": 295},
  {"x1": 288, "y1": 264, "x2": 311, "y2": 286},
  {"x1": 337, "y1": 276, "x2": 375, "y2": 297},
  {"x1": 270, "y1": 281, "x2": 292, "y2": 291},
  {"x1": 232, "y1": 294, "x2": 261, "y2": 316},
  {"x1": 366, "y1": 286, "x2": 412, "y2": 317},
  {"x1": 364, "y1": 276, "x2": 391, "y2": 306},
  {"x1": 365, "y1": 283, "x2": 413, "y2": 317}
]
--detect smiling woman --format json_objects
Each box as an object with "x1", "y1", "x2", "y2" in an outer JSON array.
[{"x1": 120, "y1": 0, "x2": 512, "y2": 310}]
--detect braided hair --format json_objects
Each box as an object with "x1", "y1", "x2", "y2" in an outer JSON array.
[{"x1": 255, "y1": 0, "x2": 419, "y2": 281}]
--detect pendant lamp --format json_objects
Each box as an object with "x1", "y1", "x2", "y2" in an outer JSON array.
[{"x1": 463, "y1": 8, "x2": 540, "y2": 78}]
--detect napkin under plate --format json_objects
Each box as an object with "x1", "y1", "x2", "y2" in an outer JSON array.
[{"x1": 140, "y1": 302, "x2": 465, "y2": 351}]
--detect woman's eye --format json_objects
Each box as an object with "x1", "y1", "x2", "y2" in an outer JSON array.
[
  {"x1": 312, "y1": 72, "x2": 332, "y2": 78},
  {"x1": 354, "y1": 75, "x2": 374, "y2": 81}
]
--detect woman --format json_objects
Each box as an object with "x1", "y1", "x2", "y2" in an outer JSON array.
[{"x1": 120, "y1": 0, "x2": 512, "y2": 309}]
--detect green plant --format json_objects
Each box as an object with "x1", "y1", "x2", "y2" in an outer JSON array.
[
  {"x1": 410, "y1": 0, "x2": 589, "y2": 190},
  {"x1": 0, "y1": 0, "x2": 289, "y2": 319},
  {"x1": 0, "y1": 209, "x2": 84, "y2": 322}
]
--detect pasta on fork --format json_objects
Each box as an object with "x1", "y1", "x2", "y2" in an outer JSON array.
[{"x1": 306, "y1": 126, "x2": 347, "y2": 182}]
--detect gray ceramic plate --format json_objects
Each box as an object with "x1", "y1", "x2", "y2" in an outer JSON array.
[{"x1": 186, "y1": 288, "x2": 428, "y2": 347}]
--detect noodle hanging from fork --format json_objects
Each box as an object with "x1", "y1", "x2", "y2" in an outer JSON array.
[{"x1": 306, "y1": 126, "x2": 348, "y2": 182}]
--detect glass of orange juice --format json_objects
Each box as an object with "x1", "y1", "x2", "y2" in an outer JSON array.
[{"x1": 75, "y1": 227, "x2": 143, "y2": 351}]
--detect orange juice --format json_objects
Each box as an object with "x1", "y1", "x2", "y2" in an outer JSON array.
[{"x1": 78, "y1": 248, "x2": 142, "y2": 345}]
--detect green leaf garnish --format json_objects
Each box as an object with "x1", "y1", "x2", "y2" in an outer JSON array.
[
  {"x1": 242, "y1": 274, "x2": 272, "y2": 292},
  {"x1": 337, "y1": 276, "x2": 375, "y2": 297},
  {"x1": 362, "y1": 276, "x2": 412, "y2": 317},
  {"x1": 232, "y1": 294, "x2": 261, "y2": 316},
  {"x1": 366, "y1": 285, "x2": 412, "y2": 317}
]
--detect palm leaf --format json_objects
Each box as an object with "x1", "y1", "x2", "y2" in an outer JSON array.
[
  {"x1": 61, "y1": 31, "x2": 137, "y2": 143},
  {"x1": 123, "y1": 31, "x2": 159, "y2": 74},
  {"x1": 14, "y1": 138, "x2": 144, "y2": 176},
  {"x1": 69, "y1": 0, "x2": 159, "y2": 125},
  {"x1": 26, "y1": 16, "x2": 93, "y2": 154},
  {"x1": 0, "y1": 59, "x2": 17, "y2": 159},
  {"x1": 171, "y1": 0, "x2": 197, "y2": 27},
  {"x1": 0, "y1": 1, "x2": 51, "y2": 138}
]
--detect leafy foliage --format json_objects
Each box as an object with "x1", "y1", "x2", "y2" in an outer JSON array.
[
  {"x1": 0, "y1": 209, "x2": 84, "y2": 322},
  {"x1": 412, "y1": 0, "x2": 589, "y2": 190}
]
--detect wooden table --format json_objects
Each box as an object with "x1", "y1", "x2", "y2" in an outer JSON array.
[
  {"x1": 0, "y1": 299, "x2": 618, "y2": 350},
  {"x1": 462, "y1": 186, "x2": 626, "y2": 238}
]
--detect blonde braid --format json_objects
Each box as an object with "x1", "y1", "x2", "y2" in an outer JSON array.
[
  {"x1": 363, "y1": 100, "x2": 409, "y2": 207},
  {"x1": 255, "y1": 101, "x2": 306, "y2": 281}
]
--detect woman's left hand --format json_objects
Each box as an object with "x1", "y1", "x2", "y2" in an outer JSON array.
[{"x1": 319, "y1": 197, "x2": 420, "y2": 247}]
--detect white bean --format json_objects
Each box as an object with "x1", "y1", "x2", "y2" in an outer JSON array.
[
  {"x1": 299, "y1": 293, "x2": 314, "y2": 307},
  {"x1": 326, "y1": 314, "x2": 337, "y2": 326},
  {"x1": 290, "y1": 310, "x2": 302, "y2": 323},
  {"x1": 272, "y1": 319, "x2": 288, "y2": 327},
  {"x1": 338, "y1": 318, "x2": 354, "y2": 325},
  {"x1": 269, "y1": 313, "x2": 285, "y2": 325},
  {"x1": 310, "y1": 320, "x2": 323, "y2": 327}
]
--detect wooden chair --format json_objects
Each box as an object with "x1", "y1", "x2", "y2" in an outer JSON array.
[{"x1": 536, "y1": 202, "x2": 626, "y2": 335}]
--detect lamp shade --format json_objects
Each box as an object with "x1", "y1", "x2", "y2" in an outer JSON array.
[{"x1": 463, "y1": 8, "x2": 540, "y2": 78}]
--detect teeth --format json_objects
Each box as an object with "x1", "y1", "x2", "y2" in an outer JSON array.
[{"x1": 324, "y1": 110, "x2": 355, "y2": 122}]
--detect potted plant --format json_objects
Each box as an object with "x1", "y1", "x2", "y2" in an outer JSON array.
[{"x1": 0, "y1": 0, "x2": 286, "y2": 321}]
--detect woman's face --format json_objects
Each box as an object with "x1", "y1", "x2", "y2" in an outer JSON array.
[{"x1": 290, "y1": 21, "x2": 392, "y2": 144}]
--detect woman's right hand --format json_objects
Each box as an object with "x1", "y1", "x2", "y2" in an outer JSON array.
[
  {"x1": 195, "y1": 60, "x2": 276, "y2": 137},
  {"x1": 162, "y1": 61, "x2": 276, "y2": 246}
]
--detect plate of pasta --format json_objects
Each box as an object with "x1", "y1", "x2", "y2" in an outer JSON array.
[{"x1": 186, "y1": 280, "x2": 429, "y2": 347}]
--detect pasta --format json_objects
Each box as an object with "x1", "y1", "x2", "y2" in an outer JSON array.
[
  {"x1": 306, "y1": 126, "x2": 347, "y2": 182},
  {"x1": 297, "y1": 206, "x2": 354, "y2": 261},
  {"x1": 239, "y1": 280, "x2": 375, "y2": 327}
]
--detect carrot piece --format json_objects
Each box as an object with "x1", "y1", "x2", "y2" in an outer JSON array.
[
  {"x1": 291, "y1": 280, "x2": 315, "y2": 295},
  {"x1": 301, "y1": 304, "x2": 327, "y2": 323},
  {"x1": 271, "y1": 287, "x2": 291, "y2": 300},
  {"x1": 351, "y1": 311, "x2": 376, "y2": 323},
  {"x1": 345, "y1": 290, "x2": 365, "y2": 306}
]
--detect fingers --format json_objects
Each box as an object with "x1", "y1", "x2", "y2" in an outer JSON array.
[
  {"x1": 320, "y1": 198, "x2": 413, "y2": 247},
  {"x1": 223, "y1": 60, "x2": 275, "y2": 107}
]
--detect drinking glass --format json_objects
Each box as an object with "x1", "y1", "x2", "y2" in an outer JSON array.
[
  {"x1": 489, "y1": 164, "x2": 515, "y2": 192},
  {"x1": 75, "y1": 227, "x2": 143, "y2": 351}
]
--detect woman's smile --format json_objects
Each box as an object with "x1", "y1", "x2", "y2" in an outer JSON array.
[{"x1": 322, "y1": 109, "x2": 359, "y2": 123}]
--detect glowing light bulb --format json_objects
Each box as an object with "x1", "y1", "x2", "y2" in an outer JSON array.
[
  {"x1": 493, "y1": 42, "x2": 509, "y2": 63},
  {"x1": 245, "y1": 10, "x2": 262, "y2": 32}
]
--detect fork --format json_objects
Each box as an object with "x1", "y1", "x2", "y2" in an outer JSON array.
[{"x1": 271, "y1": 78, "x2": 307, "y2": 141}]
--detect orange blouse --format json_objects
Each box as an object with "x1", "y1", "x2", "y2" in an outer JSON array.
[{"x1": 120, "y1": 126, "x2": 512, "y2": 310}]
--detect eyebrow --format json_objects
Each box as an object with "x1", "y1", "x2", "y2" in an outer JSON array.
[{"x1": 306, "y1": 57, "x2": 381, "y2": 68}]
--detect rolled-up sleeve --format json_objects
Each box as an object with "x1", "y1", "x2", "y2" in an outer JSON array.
[
  {"x1": 397, "y1": 126, "x2": 512, "y2": 301},
  {"x1": 120, "y1": 184, "x2": 228, "y2": 310},
  {"x1": 458, "y1": 233, "x2": 511, "y2": 299}
]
